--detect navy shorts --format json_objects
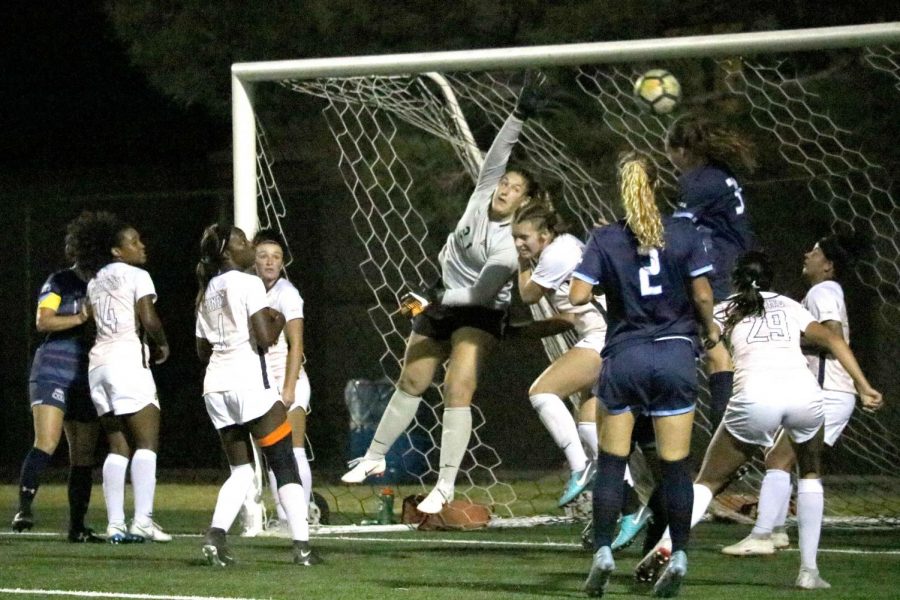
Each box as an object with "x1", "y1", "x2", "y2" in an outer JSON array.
[
  {"x1": 29, "y1": 380, "x2": 97, "y2": 422},
  {"x1": 596, "y1": 338, "x2": 697, "y2": 417},
  {"x1": 412, "y1": 306, "x2": 506, "y2": 341}
]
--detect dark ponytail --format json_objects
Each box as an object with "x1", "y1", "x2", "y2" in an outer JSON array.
[
  {"x1": 722, "y1": 251, "x2": 774, "y2": 340},
  {"x1": 196, "y1": 223, "x2": 233, "y2": 312},
  {"x1": 817, "y1": 227, "x2": 868, "y2": 284}
]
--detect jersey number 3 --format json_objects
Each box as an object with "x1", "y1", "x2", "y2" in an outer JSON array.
[{"x1": 640, "y1": 249, "x2": 662, "y2": 296}]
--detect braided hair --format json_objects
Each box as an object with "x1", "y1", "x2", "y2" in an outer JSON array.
[
  {"x1": 721, "y1": 251, "x2": 774, "y2": 341},
  {"x1": 618, "y1": 151, "x2": 664, "y2": 254},
  {"x1": 196, "y1": 223, "x2": 234, "y2": 312},
  {"x1": 511, "y1": 191, "x2": 568, "y2": 236},
  {"x1": 666, "y1": 114, "x2": 757, "y2": 173}
]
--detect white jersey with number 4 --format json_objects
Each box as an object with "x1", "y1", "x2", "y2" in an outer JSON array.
[
  {"x1": 196, "y1": 270, "x2": 273, "y2": 395},
  {"x1": 88, "y1": 261, "x2": 156, "y2": 369},
  {"x1": 716, "y1": 292, "x2": 816, "y2": 392},
  {"x1": 265, "y1": 277, "x2": 305, "y2": 384},
  {"x1": 529, "y1": 233, "x2": 607, "y2": 340},
  {"x1": 803, "y1": 280, "x2": 854, "y2": 394}
]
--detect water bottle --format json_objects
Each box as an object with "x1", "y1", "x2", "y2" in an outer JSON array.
[{"x1": 378, "y1": 487, "x2": 395, "y2": 524}]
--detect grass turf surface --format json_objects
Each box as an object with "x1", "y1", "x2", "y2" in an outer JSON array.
[{"x1": 1, "y1": 484, "x2": 898, "y2": 599}]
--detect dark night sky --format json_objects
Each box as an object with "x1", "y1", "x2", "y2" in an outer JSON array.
[{"x1": 3, "y1": 2, "x2": 227, "y2": 170}]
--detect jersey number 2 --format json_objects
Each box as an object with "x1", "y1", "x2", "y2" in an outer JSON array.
[{"x1": 640, "y1": 249, "x2": 662, "y2": 296}]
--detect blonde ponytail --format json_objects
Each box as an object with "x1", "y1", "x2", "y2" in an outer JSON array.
[{"x1": 618, "y1": 153, "x2": 664, "y2": 254}]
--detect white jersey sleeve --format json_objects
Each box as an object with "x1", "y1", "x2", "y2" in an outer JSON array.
[
  {"x1": 265, "y1": 278, "x2": 305, "y2": 385},
  {"x1": 196, "y1": 271, "x2": 274, "y2": 394},
  {"x1": 802, "y1": 280, "x2": 855, "y2": 393},
  {"x1": 88, "y1": 262, "x2": 157, "y2": 369}
]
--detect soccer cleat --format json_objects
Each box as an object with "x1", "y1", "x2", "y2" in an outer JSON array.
[
  {"x1": 796, "y1": 568, "x2": 831, "y2": 590},
  {"x1": 652, "y1": 549, "x2": 687, "y2": 597},
  {"x1": 129, "y1": 520, "x2": 172, "y2": 542},
  {"x1": 634, "y1": 545, "x2": 671, "y2": 584},
  {"x1": 201, "y1": 528, "x2": 234, "y2": 567},
  {"x1": 340, "y1": 456, "x2": 387, "y2": 484},
  {"x1": 559, "y1": 462, "x2": 597, "y2": 508},
  {"x1": 106, "y1": 523, "x2": 145, "y2": 544},
  {"x1": 771, "y1": 530, "x2": 790, "y2": 549},
  {"x1": 11, "y1": 511, "x2": 34, "y2": 532},
  {"x1": 611, "y1": 506, "x2": 653, "y2": 552},
  {"x1": 583, "y1": 546, "x2": 615, "y2": 597},
  {"x1": 580, "y1": 520, "x2": 595, "y2": 551},
  {"x1": 68, "y1": 527, "x2": 104, "y2": 543},
  {"x1": 721, "y1": 534, "x2": 775, "y2": 556},
  {"x1": 417, "y1": 482, "x2": 454, "y2": 514},
  {"x1": 293, "y1": 541, "x2": 323, "y2": 566}
]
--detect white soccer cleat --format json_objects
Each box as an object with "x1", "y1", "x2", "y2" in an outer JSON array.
[
  {"x1": 771, "y1": 530, "x2": 790, "y2": 549},
  {"x1": 129, "y1": 520, "x2": 172, "y2": 543},
  {"x1": 416, "y1": 482, "x2": 454, "y2": 514},
  {"x1": 652, "y1": 549, "x2": 687, "y2": 597},
  {"x1": 796, "y1": 568, "x2": 831, "y2": 590},
  {"x1": 341, "y1": 456, "x2": 387, "y2": 483},
  {"x1": 721, "y1": 534, "x2": 775, "y2": 556},
  {"x1": 106, "y1": 523, "x2": 144, "y2": 544},
  {"x1": 583, "y1": 545, "x2": 615, "y2": 597}
]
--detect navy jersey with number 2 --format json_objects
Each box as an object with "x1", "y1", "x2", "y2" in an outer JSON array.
[{"x1": 573, "y1": 217, "x2": 712, "y2": 359}]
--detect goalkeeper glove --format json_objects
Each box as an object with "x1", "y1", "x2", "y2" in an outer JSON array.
[
  {"x1": 514, "y1": 71, "x2": 549, "y2": 120},
  {"x1": 399, "y1": 286, "x2": 444, "y2": 318}
]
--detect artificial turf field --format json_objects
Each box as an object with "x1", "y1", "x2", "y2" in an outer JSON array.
[{"x1": 1, "y1": 483, "x2": 898, "y2": 600}]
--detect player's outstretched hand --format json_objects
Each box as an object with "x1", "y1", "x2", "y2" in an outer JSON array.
[
  {"x1": 859, "y1": 385, "x2": 883, "y2": 413},
  {"x1": 515, "y1": 71, "x2": 549, "y2": 120},
  {"x1": 399, "y1": 286, "x2": 443, "y2": 318}
]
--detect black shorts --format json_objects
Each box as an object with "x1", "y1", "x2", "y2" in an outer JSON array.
[
  {"x1": 412, "y1": 306, "x2": 506, "y2": 341},
  {"x1": 29, "y1": 379, "x2": 97, "y2": 423}
]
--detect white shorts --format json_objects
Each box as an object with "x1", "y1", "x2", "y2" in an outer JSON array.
[
  {"x1": 724, "y1": 378, "x2": 824, "y2": 447},
  {"x1": 204, "y1": 387, "x2": 280, "y2": 430},
  {"x1": 279, "y1": 369, "x2": 311, "y2": 414},
  {"x1": 574, "y1": 330, "x2": 606, "y2": 356},
  {"x1": 89, "y1": 364, "x2": 159, "y2": 417},
  {"x1": 822, "y1": 390, "x2": 855, "y2": 446}
]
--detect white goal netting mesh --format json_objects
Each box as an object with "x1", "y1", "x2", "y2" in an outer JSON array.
[{"x1": 253, "y1": 43, "x2": 899, "y2": 526}]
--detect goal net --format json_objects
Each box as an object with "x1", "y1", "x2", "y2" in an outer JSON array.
[{"x1": 234, "y1": 24, "x2": 900, "y2": 527}]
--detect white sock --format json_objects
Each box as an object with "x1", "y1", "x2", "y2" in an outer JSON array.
[
  {"x1": 774, "y1": 479, "x2": 793, "y2": 529},
  {"x1": 268, "y1": 469, "x2": 287, "y2": 520},
  {"x1": 660, "y1": 483, "x2": 713, "y2": 542},
  {"x1": 752, "y1": 469, "x2": 791, "y2": 537},
  {"x1": 130, "y1": 449, "x2": 157, "y2": 526},
  {"x1": 211, "y1": 464, "x2": 255, "y2": 532},
  {"x1": 797, "y1": 478, "x2": 824, "y2": 571},
  {"x1": 437, "y1": 407, "x2": 472, "y2": 488},
  {"x1": 102, "y1": 453, "x2": 129, "y2": 527},
  {"x1": 577, "y1": 421, "x2": 598, "y2": 461},
  {"x1": 367, "y1": 388, "x2": 422, "y2": 458},
  {"x1": 530, "y1": 393, "x2": 588, "y2": 472},
  {"x1": 294, "y1": 447, "x2": 312, "y2": 504},
  {"x1": 278, "y1": 482, "x2": 309, "y2": 542},
  {"x1": 624, "y1": 464, "x2": 634, "y2": 486}
]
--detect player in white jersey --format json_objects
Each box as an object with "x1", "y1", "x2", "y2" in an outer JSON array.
[
  {"x1": 638, "y1": 252, "x2": 881, "y2": 590},
  {"x1": 722, "y1": 232, "x2": 883, "y2": 557},
  {"x1": 71, "y1": 211, "x2": 171, "y2": 544},
  {"x1": 253, "y1": 229, "x2": 314, "y2": 529},
  {"x1": 342, "y1": 78, "x2": 547, "y2": 513},
  {"x1": 195, "y1": 223, "x2": 321, "y2": 567},
  {"x1": 510, "y1": 197, "x2": 606, "y2": 505}
]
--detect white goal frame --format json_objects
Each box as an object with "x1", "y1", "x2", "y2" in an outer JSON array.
[{"x1": 232, "y1": 22, "x2": 900, "y2": 234}]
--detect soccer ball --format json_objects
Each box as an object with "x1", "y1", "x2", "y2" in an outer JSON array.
[{"x1": 633, "y1": 69, "x2": 681, "y2": 114}]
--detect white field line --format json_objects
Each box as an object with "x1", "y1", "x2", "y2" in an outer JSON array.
[
  {"x1": 0, "y1": 589, "x2": 267, "y2": 600},
  {"x1": 2, "y1": 530, "x2": 899, "y2": 554}
]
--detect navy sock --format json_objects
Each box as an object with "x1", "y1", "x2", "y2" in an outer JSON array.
[
  {"x1": 18, "y1": 447, "x2": 53, "y2": 513},
  {"x1": 68, "y1": 466, "x2": 94, "y2": 531},
  {"x1": 643, "y1": 485, "x2": 668, "y2": 555},
  {"x1": 708, "y1": 371, "x2": 734, "y2": 431},
  {"x1": 660, "y1": 457, "x2": 694, "y2": 553},
  {"x1": 621, "y1": 480, "x2": 640, "y2": 515},
  {"x1": 592, "y1": 451, "x2": 627, "y2": 550}
]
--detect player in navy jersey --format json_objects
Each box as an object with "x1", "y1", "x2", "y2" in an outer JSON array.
[
  {"x1": 570, "y1": 152, "x2": 718, "y2": 598},
  {"x1": 341, "y1": 78, "x2": 547, "y2": 514},
  {"x1": 667, "y1": 114, "x2": 757, "y2": 431},
  {"x1": 11, "y1": 227, "x2": 102, "y2": 542}
]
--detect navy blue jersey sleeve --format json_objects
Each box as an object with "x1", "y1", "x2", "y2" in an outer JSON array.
[
  {"x1": 572, "y1": 227, "x2": 605, "y2": 285},
  {"x1": 685, "y1": 228, "x2": 714, "y2": 278}
]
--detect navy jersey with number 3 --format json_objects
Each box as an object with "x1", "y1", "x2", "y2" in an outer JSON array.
[{"x1": 573, "y1": 217, "x2": 712, "y2": 358}]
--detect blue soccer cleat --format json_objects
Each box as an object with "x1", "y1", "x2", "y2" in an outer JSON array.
[
  {"x1": 559, "y1": 461, "x2": 597, "y2": 507},
  {"x1": 583, "y1": 545, "x2": 615, "y2": 597},
  {"x1": 611, "y1": 505, "x2": 653, "y2": 552},
  {"x1": 653, "y1": 550, "x2": 687, "y2": 597}
]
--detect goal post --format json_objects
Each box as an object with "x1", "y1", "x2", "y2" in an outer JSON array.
[{"x1": 232, "y1": 22, "x2": 900, "y2": 527}]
